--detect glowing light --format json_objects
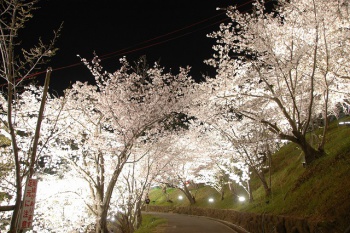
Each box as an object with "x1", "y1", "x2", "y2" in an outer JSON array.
[
  {"x1": 178, "y1": 195, "x2": 183, "y2": 200},
  {"x1": 238, "y1": 196, "x2": 246, "y2": 202},
  {"x1": 208, "y1": 198, "x2": 214, "y2": 203}
]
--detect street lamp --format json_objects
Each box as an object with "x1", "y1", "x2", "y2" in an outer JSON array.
[{"x1": 339, "y1": 121, "x2": 350, "y2": 126}]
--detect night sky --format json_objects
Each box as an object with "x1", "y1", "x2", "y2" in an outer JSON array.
[{"x1": 21, "y1": 0, "x2": 253, "y2": 93}]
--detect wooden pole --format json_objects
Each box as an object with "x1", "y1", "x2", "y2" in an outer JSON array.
[{"x1": 29, "y1": 67, "x2": 52, "y2": 177}]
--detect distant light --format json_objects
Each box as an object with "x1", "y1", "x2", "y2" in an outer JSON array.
[
  {"x1": 178, "y1": 195, "x2": 183, "y2": 200},
  {"x1": 208, "y1": 198, "x2": 214, "y2": 203},
  {"x1": 238, "y1": 196, "x2": 246, "y2": 202},
  {"x1": 339, "y1": 121, "x2": 350, "y2": 125}
]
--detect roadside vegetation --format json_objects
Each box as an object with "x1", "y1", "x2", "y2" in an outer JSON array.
[{"x1": 134, "y1": 215, "x2": 167, "y2": 233}]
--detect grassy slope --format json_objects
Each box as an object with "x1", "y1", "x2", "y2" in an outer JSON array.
[
  {"x1": 149, "y1": 118, "x2": 350, "y2": 230},
  {"x1": 135, "y1": 215, "x2": 167, "y2": 233}
]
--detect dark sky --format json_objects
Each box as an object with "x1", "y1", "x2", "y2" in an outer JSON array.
[{"x1": 22, "y1": 0, "x2": 253, "y2": 93}]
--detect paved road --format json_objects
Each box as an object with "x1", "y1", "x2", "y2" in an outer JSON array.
[{"x1": 148, "y1": 212, "x2": 237, "y2": 233}]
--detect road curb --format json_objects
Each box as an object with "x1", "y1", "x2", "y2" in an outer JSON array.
[{"x1": 207, "y1": 217, "x2": 250, "y2": 233}]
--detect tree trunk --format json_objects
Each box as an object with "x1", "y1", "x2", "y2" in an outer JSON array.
[
  {"x1": 220, "y1": 188, "x2": 225, "y2": 201},
  {"x1": 161, "y1": 185, "x2": 172, "y2": 202},
  {"x1": 228, "y1": 182, "x2": 236, "y2": 195},
  {"x1": 297, "y1": 136, "x2": 324, "y2": 165},
  {"x1": 133, "y1": 199, "x2": 143, "y2": 230},
  {"x1": 247, "y1": 179, "x2": 254, "y2": 203},
  {"x1": 180, "y1": 184, "x2": 196, "y2": 205},
  {"x1": 259, "y1": 172, "x2": 271, "y2": 198},
  {"x1": 96, "y1": 148, "x2": 130, "y2": 232},
  {"x1": 251, "y1": 165, "x2": 271, "y2": 198},
  {"x1": 8, "y1": 50, "x2": 22, "y2": 233},
  {"x1": 263, "y1": 184, "x2": 271, "y2": 198},
  {"x1": 95, "y1": 203, "x2": 107, "y2": 233}
]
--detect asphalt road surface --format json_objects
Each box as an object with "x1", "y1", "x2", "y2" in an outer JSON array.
[{"x1": 148, "y1": 212, "x2": 238, "y2": 233}]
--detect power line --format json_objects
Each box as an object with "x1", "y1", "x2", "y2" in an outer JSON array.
[
  {"x1": 1, "y1": 0, "x2": 259, "y2": 87},
  {"x1": 99, "y1": 11, "x2": 228, "y2": 59}
]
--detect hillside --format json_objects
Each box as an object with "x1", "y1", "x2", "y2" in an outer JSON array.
[{"x1": 148, "y1": 117, "x2": 350, "y2": 232}]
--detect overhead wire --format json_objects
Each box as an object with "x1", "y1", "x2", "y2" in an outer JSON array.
[
  {"x1": 99, "y1": 10, "x2": 228, "y2": 59},
  {"x1": 98, "y1": 0, "x2": 256, "y2": 61},
  {"x1": 99, "y1": 17, "x2": 230, "y2": 62},
  {"x1": 2, "y1": 0, "x2": 261, "y2": 86},
  {"x1": 1, "y1": 11, "x2": 230, "y2": 87}
]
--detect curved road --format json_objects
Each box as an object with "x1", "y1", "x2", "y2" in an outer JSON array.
[{"x1": 148, "y1": 212, "x2": 237, "y2": 233}]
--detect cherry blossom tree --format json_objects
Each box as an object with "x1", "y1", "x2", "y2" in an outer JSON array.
[
  {"x1": 205, "y1": 0, "x2": 350, "y2": 165},
  {"x1": 188, "y1": 89, "x2": 276, "y2": 200},
  {"x1": 233, "y1": 123, "x2": 274, "y2": 198},
  {"x1": 155, "y1": 124, "x2": 226, "y2": 205},
  {"x1": 212, "y1": 118, "x2": 276, "y2": 198},
  {"x1": 199, "y1": 164, "x2": 228, "y2": 201},
  {"x1": 110, "y1": 137, "x2": 174, "y2": 233},
  {"x1": 50, "y1": 56, "x2": 194, "y2": 233},
  {"x1": 30, "y1": 142, "x2": 171, "y2": 232},
  {"x1": 184, "y1": 122, "x2": 233, "y2": 201},
  {"x1": 191, "y1": 121, "x2": 256, "y2": 202}
]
